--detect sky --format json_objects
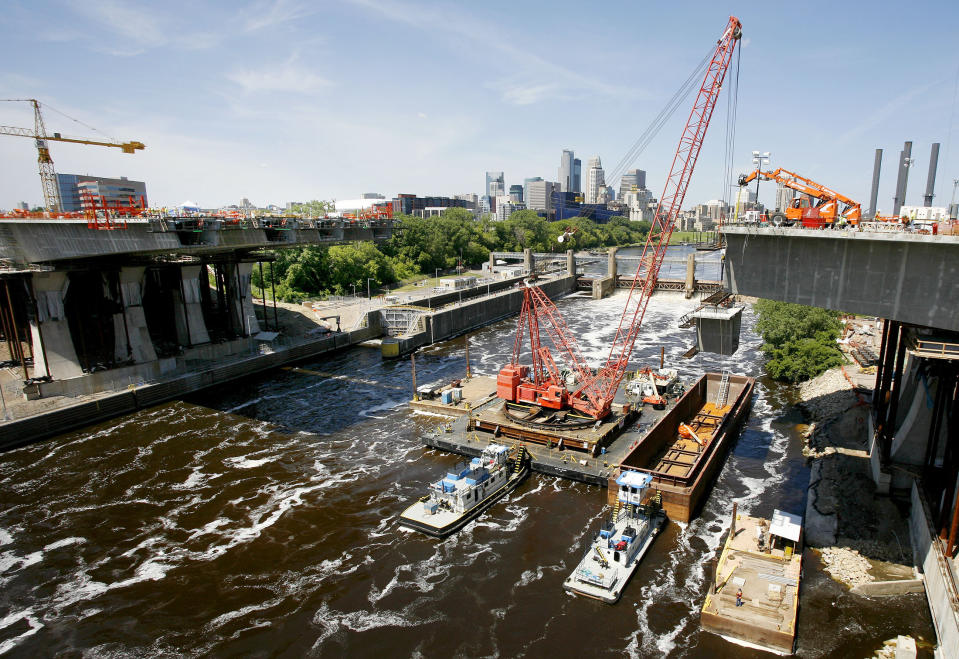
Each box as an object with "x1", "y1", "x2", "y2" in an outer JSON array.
[{"x1": 1, "y1": 0, "x2": 958, "y2": 213}]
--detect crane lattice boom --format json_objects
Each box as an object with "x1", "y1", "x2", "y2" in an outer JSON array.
[{"x1": 498, "y1": 16, "x2": 742, "y2": 419}]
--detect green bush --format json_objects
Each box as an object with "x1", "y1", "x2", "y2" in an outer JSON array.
[{"x1": 754, "y1": 300, "x2": 844, "y2": 382}]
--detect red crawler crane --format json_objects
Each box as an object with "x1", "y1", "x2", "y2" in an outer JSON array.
[{"x1": 497, "y1": 16, "x2": 743, "y2": 420}]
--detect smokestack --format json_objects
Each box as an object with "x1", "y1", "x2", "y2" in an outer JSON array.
[
  {"x1": 868, "y1": 148, "x2": 882, "y2": 219},
  {"x1": 893, "y1": 140, "x2": 913, "y2": 217},
  {"x1": 923, "y1": 143, "x2": 940, "y2": 207}
]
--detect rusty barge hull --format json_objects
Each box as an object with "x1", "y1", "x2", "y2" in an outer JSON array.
[{"x1": 609, "y1": 373, "x2": 755, "y2": 523}]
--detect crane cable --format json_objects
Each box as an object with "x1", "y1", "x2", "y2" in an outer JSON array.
[
  {"x1": 720, "y1": 44, "x2": 742, "y2": 227},
  {"x1": 606, "y1": 46, "x2": 715, "y2": 188},
  {"x1": 0, "y1": 98, "x2": 116, "y2": 140}
]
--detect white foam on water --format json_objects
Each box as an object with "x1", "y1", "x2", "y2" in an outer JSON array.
[
  {"x1": 0, "y1": 528, "x2": 12, "y2": 546},
  {"x1": 0, "y1": 550, "x2": 42, "y2": 575},
  {"x1": 43, "y1": 537, "x2": 86, "y2": 552},
  {"x1": 357, "y1": 398, "x2": 407, "y2": 419},
  {"x1": 310, "y1": 602, "x2": 442, "y2": 651},
  {"x1": 0, "y1": 609, "x2": 43, "y2": 656},
  {"x1": 223, "y1": 456, "x2": 272, "y2": 470}
]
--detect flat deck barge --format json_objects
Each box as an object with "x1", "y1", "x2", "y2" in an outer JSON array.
[
  {"x1": 701, "y1": 507, "x2": 803, "y2": 655},
  {"x1": 609, "y1": 372, "x2": 755, "y2": 522}
]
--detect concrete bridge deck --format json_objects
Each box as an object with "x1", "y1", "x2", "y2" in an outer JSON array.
[
  {"x1": 723, "y1": 226, "x2": 959, "y2": 331},
  {"x1": 0, "y1": 217, "x2": 393, "y2": 265}
]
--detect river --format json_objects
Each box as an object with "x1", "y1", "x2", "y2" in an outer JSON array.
[{"x1": 0, "y1": 251, "x2": 934, "y2": 657}]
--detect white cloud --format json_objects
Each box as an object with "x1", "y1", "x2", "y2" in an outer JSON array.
[
  {"x1": 499, "y1": 83, "x2": 559, "y2": 106},
  {"x1": 241, "y1": 0, "x2": 314, "y2": 32},
  {"x1": 228, "y1": 56, "x2": 330, "y2": 94},
  {"x1": 346, "y1": 0, "x2": 636, "y2": 105}
]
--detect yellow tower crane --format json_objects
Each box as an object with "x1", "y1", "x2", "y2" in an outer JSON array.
[{"x1": 0, "y1": 98, "x2": 145, "y2": 212}]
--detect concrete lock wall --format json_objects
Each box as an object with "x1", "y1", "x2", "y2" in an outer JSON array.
[
  {"x1": 383, "y1": 276, "x2": 577, "y2": 357},
  {"x1": 909, "y1": 482, "x2": 959, "y2": 651},
  {"x1": 723, "y1": 228, "x2": 959, "y2": 331}
]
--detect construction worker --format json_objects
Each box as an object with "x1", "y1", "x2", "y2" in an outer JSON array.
[{"x1": 736, "y1": 587, "x2": 743, "y2": 607}]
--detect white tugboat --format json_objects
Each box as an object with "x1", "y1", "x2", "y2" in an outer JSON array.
[
  {"x1": 398, "y1": 444, "x2": 530, "y2": 538},
  {"x1": 563, "y1": 471, "x2": 665, "y2": 603}
]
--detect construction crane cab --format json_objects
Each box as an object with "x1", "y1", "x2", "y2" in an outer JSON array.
[{"x1": 738, "y1": 168, "x2": 861, "y2": 228}]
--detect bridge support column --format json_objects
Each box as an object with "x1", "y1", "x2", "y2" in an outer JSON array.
[
  {"x1": 114, "y1": 267, "x2": 157, "y2": 364},
  {"x1": 488, "y1": 252, "x2": 495, "y2": 274},
  {"x1": 175, "y1": 265, "x2": 210, "y2": 346},
  {"x1": 523, "y1": 248, "x2": 533, "y2": 275},
  {"x1": 608, "y1": 247, "x2": 618, "y2": 279},
  {"x1": 685, "y1": 253, "x2": 696, "y2": 298},
  {"x1": 28, "y1": 271, "x2": 82, "y2": 380},
  {"x1": 566, "y1": 249, "x2": 575, "y2": 276},
  {"x1": 225, "y1": 262, "x2": 260, "y2": 337}
]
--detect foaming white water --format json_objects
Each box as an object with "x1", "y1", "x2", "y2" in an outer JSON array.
[
  {"x1": 310, "y1": 602, "x2": 444, "y2": 651},
  {"x1": 0, "y1": 609, "x2": 43, "y2": 656},
  {"x1": 223, "y1": 456, "x2": 272, "y2": 469}
]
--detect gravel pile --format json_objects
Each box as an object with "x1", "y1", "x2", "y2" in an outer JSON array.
[
  {"x1": 798, "y1": 368, "x2": 858, "y2": 423},
  {"x1": 820, "y1": 546, "x2": 875, "y2": 587}
]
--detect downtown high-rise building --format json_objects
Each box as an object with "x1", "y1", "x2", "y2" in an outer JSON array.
[
  {"x1": 585, "y1": 156, "x2": 605, "y2": 204},
  {"x1": 775, "y1": 184, "x2": 795, "y2": 212},
  {"x1": 558, "y1": 150, "x2": 582, "y2": 193},
  {"x1": 526, "y1": 179, "x2": 560, "y2": 213},
  {"x1": 485, "y1": 171, "x2": 505, "y2": 198},
  {"x1": 619, "y1": 169, "x2": 647, "y2": 198}
]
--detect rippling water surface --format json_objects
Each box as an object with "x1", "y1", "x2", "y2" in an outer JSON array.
[{"x1": 0, "y1": 252, "x2": 934, "y2": 657}]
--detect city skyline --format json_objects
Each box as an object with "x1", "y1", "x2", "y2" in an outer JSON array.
[{"x1": 0, "y1": 1, "x2": 957, "y2": 213}]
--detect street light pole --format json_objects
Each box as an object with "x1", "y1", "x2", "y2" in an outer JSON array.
[{"x1": 751, "y1": 150, "x2": 770, "y2": 218}]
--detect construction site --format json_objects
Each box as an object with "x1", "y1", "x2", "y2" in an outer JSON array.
[{"x1": 1, "y1": 11, "x2": 959, "y2": 659}]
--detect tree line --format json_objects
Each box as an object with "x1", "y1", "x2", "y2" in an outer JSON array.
[{"x1": 253, "y1": 205, "x2": 650, "y2": 301}]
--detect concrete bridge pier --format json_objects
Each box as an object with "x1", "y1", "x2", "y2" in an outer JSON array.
[
  {"x1": 685, "y1": 253, "x2": 696, "y2": 299},
  {"x1": 608, "y1": 247, "x2": 618, "y2": 279},
  {"x1": 523, "y1": 248, "x2": 533, "y2": 274},
  {"x1": 566, "y1": 249, "x2": 576, "y2": 276},
  {"x1": 223, "y1": 262, "x2": 261, "y2": 337},
  {"x1": 174, "y1": 265, "x2": 210, "y2": 347},
  {"x1": 28, "y1": 271, "x2": 82, "y2": 380},
  {"x1": 115, "y1": 267, "x2": 157, "y2": 364}
]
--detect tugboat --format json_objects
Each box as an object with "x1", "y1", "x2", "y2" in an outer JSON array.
[
  {"x1": 563, "y1": 471, "x2": 666, "y2": 603},
  {"x1": 398, "y1": 443, "x2": 530, "y2": 538}
]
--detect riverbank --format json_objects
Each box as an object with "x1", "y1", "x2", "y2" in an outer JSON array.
[{"x1": 799, "y1": 367, "x2": 917, "y2": 589}]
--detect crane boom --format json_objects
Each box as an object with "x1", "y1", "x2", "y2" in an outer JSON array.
[
  {"x1": 571, "y1": 15, "x2": 743, "y2": 415},
  {"x1": 497, "y1": 16, "x2": 742, "y2": 420},
  {"x1": 0, "y1": 99, "x2": 145, "y2": 212},
  {"x1": 738, "y1": 167, "x2": 861, "y2": 224}
]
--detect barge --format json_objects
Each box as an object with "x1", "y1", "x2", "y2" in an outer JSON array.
[
  {"x1": 608, "y1": 371, "x2": 755, "y2": 523},
  {"x1": 701, "y1": 505, "x2": 803, "y2": 655},
  {"x1": 398, "y1": 443, "x2": 530, "y2": 538}
]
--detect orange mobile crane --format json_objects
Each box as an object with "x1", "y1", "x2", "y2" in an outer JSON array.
[{"x1": 738, "y1": 168, "x2": 862, "y2": 228}]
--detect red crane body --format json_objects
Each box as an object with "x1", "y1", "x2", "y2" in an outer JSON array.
[{"x1": 497, "y1": 16, "x2": 743, "y2": 419}]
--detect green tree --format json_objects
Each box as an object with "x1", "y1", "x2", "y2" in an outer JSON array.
[
  {"x1": 754, "y1": 300, "x2": 844, "y2": 382},
  {"x1": 289, "y1": 200, "x2": 334, "y2": 216}
]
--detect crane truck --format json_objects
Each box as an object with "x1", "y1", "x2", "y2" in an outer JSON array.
[{"x1": 738, "y1": 168, "x2": 861, "y2": 228}]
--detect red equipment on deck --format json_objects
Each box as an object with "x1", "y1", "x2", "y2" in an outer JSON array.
[{"x1": 498, "y1": 16, "x2": 743, "y2": 419}]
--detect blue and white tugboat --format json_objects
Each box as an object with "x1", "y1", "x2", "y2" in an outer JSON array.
[
  {"x1": 398, "y1": 443, "x2": 530, "y2": 538},
  {"x1": 563, "y1": 470, "x2": 666, "y2": 603}
]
